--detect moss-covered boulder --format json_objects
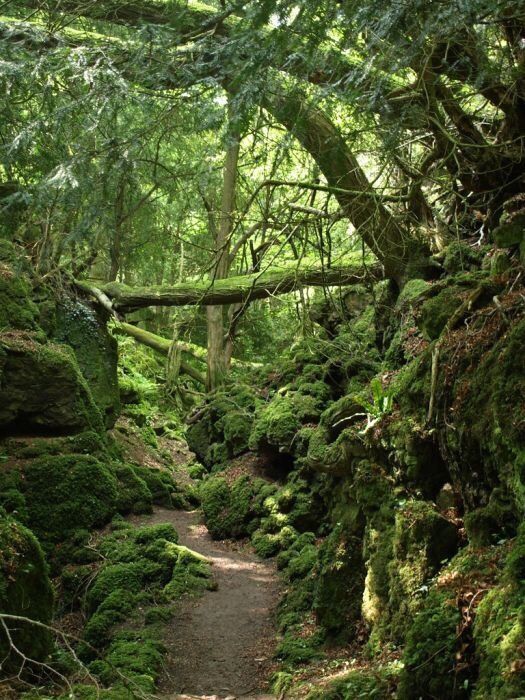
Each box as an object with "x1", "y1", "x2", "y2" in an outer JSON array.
[
  {"x1": 0, "y1": 455, "x2": 118, "y2": 543},
  {"x1": 0, "y1": 331, "x2": 104, "y2": 434},
  {"x1": 313, "y1": 522, "x2": 366, "y2": 638},
  {"x1": 473, "y1": 529, "x2": 525, "y2": 698},
  {"x1": 250, "y1": 391, "x2": 323, "y2": 458},
  {"x1": 186, "y1": 384, "x2": 260, "y2": 467},
  {"x1": 398, "y1": 588, "x2": 464, "y2": 699},
  {"x1": 200, "y1": 472, "x2": 276, "y2": 540},
  {"x1": 52, "y1": 300, "x2": 120, "y2": 428},
  {"x1": 114, "y1": 464, "x2": 153, "y2": 515},
  {"x1": 0, "y1": 515, "x2": 54, "y2": 668}
]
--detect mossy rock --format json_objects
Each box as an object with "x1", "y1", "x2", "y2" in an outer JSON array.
[
  {"x1": 0, "y1": 266, "x2": 40, "y2": 332},
  {"x1": 398, "y1": 589, "x2": 465, "y2": 699},
  {"x1": 186, "y1": 420, "x2": 212, "y2": 463},
  {"x1": 305, "y1": 664, "x2": 399, "y2": 699},
  {"x1": 464, "y1": 487, "x2": 518, "y2": 547},
  {"x1": 493, "y1": 216, "x2": 525, "y2": 248},
  {"x1": 0, "y1": 455, "x2": 118, "y2": 543},
  {"x1": 252, "y1": 525, "x2": 298, "y2": 558},
  {"x1": 419, "y1": 286, "x2": 464, "y2": 340},
  {"x1": 0, "y1": 515, "x2": 54, "y2": 668},
  {"x1": 115, "y1": 464, "x2": 153, "y2": 515},
  {"x1": 275, "y1": 627, "x2": 324, "y2": 667},
  {"x1": 250, "y1": 392, "x2": 323, "y2": 457},
  {"x1": 443, "y1": 241, "x2": 485, "y2": 273},
  {"x1": 313, "y1": 522, "x2": 366, "y2": 638},
  {"x1": 473, "y1": 528, "x2": 525, "y2": 698},
  {"x1": 132, "y1": 465, "x2": 175, "y2": 508},
  {"x1": 222, "y1": 409, "x2": 253, "y2": 456},
  {"x1": 53, "y1": 299, "x2": 120, "y2": 428},
  {"x1": 0, "y1": 332, "x2": 104, "y2": 433},
  {"x1": 186, "y1": 384, "x2": 260, "y2": 465},
  {"x1": 200, "y1": 473, "x2": 275, "y2": 540},
  {"x1": 1, "y1": 430, "x2": 107, "y2": 460}
]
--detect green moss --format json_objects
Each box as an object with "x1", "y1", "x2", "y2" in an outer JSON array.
[
  {"x1": 252, "y1": 525, "x2": 298, "y2": 558},
  {"x1": 188, "y1": 462, "x2": 207, "y2": 480},
  {"x1": 77, "y1": 520, "x2": 211, "y2": 686},
  {"x1": 0, "y1": 516, "x2": 54, "y2": 668},
  {"x1": 3, "y1": 431, "x2": 107, "y2": 460},
  {"x1": 186, "y1": 383, "x2": 260, "y2": 465},
  {"x1": 443, "y1": 241, "x2": 485, "y2": 273},
  {"x1": 200, "y1": 473, "x2": 275, "y2": 539},
  {"x1": 473, "y1": 529, "x2": 525, "y2": 698},
  {"x1": 275, "y1": 627, "x2": 324, "y2": 667},
  {"x1": 0, "y1": 455, "x2": 118, "y2": 544},
  {"x1": 186, "y1": 421, "x2": 211, "y2": 463},
  {"x1": 115, "y1": 464, "x2": 152, "y2": 515},
  {"x1": 276, "y1": 532, "x2": 316, "y2": 570},
  {"x1": 398, "y1": 589, "x2": 464, "y2": 699},
  {"x1": 0, "y1": 333, "x2": 104, "y2": 433},
  {"x1": 144, "y1": 606, "x2": 173, "y2": 625},
  {"x1": 0, "y1": 257, "x2": 40, "y2": 331},
  {"x1": 305, "y1": 664, "x2": 400, "y2": 699},
  {"x1": 493, "y1": 217, "x2": 525, "y2": 247},
  {"x1": 250, "y1": 391, "x2": 322, "y2": 456},
  {"x1": 222, "y1": 410, "x2": 253, "y2": 456},
  {"x1": 206, "y1": 440, "x2": 230, "y2": 469},
  {"x1": 164, "y1": 545, "x2": 212, "y2": 598},
  {"x1": 87, "y1": 562, "x2": 147, "y2": 612},
  {"x1": 419, "y1": 286, "x2": 465, "y2": 340},
  {"x1": 313, "y1": 522, "x2": 365, "y2": 638},
  {"x1": 103, "y1": 631, "x2": 165, "y2": 693},
  {"x1": 464, "y1": 487, "x2": 517, "y2": 547},
  {"x1": 387, "y1": 501, "x2": 458, "y2": 642},
  {"x1": 53, "y1": 299, "x2": 120, "y2": 428},
  {"x1": 131, "y1": 465, "x2": 174, "y2": 507}
]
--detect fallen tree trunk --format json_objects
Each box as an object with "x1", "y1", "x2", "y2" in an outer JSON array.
[
  {"x1": 95, "y1": 263, "x2": 383, "y2": 311},
  {"x1": 117, "y1": 322, "x2": 206, "y2": 385},
  {"x1": 117, "y1": 322, "x2": 259, "y2": 369}
]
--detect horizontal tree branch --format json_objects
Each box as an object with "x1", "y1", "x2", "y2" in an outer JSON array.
[{"x1": 94, "y1": 262, "x2": 383, "y2": 311}]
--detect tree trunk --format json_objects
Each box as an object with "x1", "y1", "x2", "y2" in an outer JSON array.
[
  {"x1": 109, "y1": 179, "x2": 125, "y2": 282},
  {"x1": 206, "y1": 100, "x2": 241, "y2": 391},
  {"x1": 96, "y1": 262, "x2": 382, "y2": 311},
  {"x1": 116, "y1": 322, "x2": 206, "y2": 385}
]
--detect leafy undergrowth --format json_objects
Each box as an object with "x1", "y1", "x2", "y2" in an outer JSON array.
[{"x1": 46, "y1": 518, "x2": 214, "y2": 698}]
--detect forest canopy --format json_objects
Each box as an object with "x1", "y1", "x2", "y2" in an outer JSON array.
[
  {"x1": 1, "y1": 0, "x2": 524, "y2": 383},
  {"x1": 1, "y1": 2, "x2": 525, "y2": 698}
]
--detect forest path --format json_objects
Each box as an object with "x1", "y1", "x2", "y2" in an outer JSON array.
[{"x1": 131, "y1": 507, "x2": 279, "y2": 700}]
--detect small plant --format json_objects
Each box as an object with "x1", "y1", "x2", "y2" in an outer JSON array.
[{"x1": 354, "y1": 377, "x2": 394, "y2": 433}]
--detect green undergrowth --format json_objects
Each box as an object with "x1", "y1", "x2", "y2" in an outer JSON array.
[
  {"x1": 303, "y1": 663, "x2": 401, "y2": 699},
  {"x1": 67, "y1": 518, "x2": 213, "y2": 694}
]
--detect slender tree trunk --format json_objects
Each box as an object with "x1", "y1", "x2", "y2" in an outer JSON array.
[
  {"x1": 109, "y1": 179, "x2": 125, "y2": 282},
  {"x1": 206, "y1": 101, "x2": 241, "y2": 391}
]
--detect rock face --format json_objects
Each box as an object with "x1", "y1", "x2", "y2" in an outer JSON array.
[
  {"x1": 0, "y1": 516, "x2": 54, "y2": 666},
  {"x1": 0, "y1": 241, "x2": 123, "y2": 671},
  {"x1": 0, "y1": 240, "x2": 119, "y2": 433},
  {"x1": 190, "y1": 257, "x2": 525, "y2": 698},
  {"x1": 0, "y1": 332, "x2": 104, "y2": 434},
  {"x1": 53, "y1": 300, "x2": 120, "y2": 428}
]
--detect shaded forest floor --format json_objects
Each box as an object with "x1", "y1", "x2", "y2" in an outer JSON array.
[{"x1": 130, "y1": 507, "x2": 280, "y2": 699}]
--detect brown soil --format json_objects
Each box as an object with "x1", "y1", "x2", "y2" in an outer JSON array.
[{"x1": 131, "y1": 507, "x2": 280, "y2": 700}]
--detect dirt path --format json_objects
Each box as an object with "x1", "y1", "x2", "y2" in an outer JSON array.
[{"x1": 133, "y1": 508, "x2": 280, "y2": 699}]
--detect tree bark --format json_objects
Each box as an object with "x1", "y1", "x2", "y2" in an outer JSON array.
[
  {"x1": 96, "y1": 262, "x2": 382, "y2": 311},
  {"x1": 116, "y1": 322, "x2": 206, "y2": 385},
  {"x1": 206, "y1": 100, "x2": 240, "y2": 391},
  {"x1": 263, "y1": 91, "x2": 415, "y2": 282}
]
